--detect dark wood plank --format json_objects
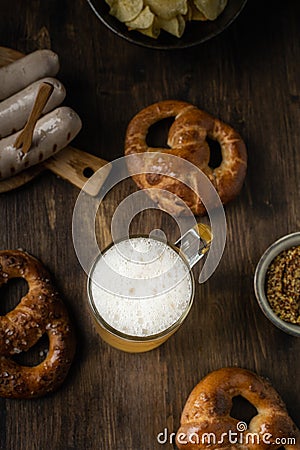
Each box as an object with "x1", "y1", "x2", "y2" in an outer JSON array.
[{"x1": 0, "y1": 0, "x2": 299, "y2": 449}]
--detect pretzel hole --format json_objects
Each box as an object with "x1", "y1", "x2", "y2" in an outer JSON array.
[
  {"x1": 230, "y1": 396, "x2": 258, "y2": 425},
  {"x1": 12, "y1": 334, "x2": 49, "y2": 367},
  {"x1": 146, "y1": 118, "x2": 174, "y2": 149},
  {"x1": 0, "y1": 278, "x2": 28, "y2": 316},
  {"x1": 207, "y1": 138, "x2": 223, "y2": 169}
]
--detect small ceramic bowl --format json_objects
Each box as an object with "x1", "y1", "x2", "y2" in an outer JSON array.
[
  {"x1": 254, "y1": 232, "x2": 300, "y2": 337},
  {"x1": 87, "y1": 0, "x2": 248, "y2": 50}
]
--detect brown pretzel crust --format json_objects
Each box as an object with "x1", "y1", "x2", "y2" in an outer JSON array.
[
  {"x1": 125, "y1": 101, "x2": 247, "y2": 216},
  {"x1": 176, "y1": 368, "x2": 300, "y2": 450},
  {"x1": 0, "y1": 250, "x2": 75, "y2": 398}
]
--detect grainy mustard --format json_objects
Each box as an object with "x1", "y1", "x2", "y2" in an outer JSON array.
[{"x1": 266, "y1": 246, "x2": 300, "y2": 325}]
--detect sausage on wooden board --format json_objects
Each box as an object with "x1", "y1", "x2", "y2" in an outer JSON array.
[
  {"x1": 0, "y1": 50, "x2": 59, "y2": 101},
  {"x1": 0, "y1": 107, "x2": 82, "y2": 180},
  {"x1": 0, "y1": 78, "x2": 66, "y2": 139}
]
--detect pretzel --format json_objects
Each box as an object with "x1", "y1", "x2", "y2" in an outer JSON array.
[
  {"x1": 0, "y1": 250, "x2": 75, "y2": 398},
  {"x1": 176, "y1": 368, "x2": 300, "y2": 450},
  {"x1": 125, "y1": 100, "x2": 247, "y2": 216}
]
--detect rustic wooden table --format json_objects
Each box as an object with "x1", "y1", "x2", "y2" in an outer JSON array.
[{"x1": 0, "y1": 1, "x2": 299, "y2": 449}]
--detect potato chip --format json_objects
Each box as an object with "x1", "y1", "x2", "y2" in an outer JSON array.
[
  {"x1": 106, "y1": 0, "x2": 228, "y2": 40},
  {"x1": 185, "y1": 1, "x2": 207, "y2": 21},
  {"x1": 104, "y1": 0, "x2": 114, "y2": 6},
  {"x1": 193, "y1": 0, "x2": 227, "y2": 21},
  {"x1": 138, "y1": 17, "x2": 160, "y2": 38},
  {"x1": 144, "y1": 0, "x2": 188, "y2": 21},
  {"x1": 157, "y1": 14, "x2": 186, "y2": 38},
  {"x1": 126, "y1": 6, "x2": 155, "y2": 30},
  {"x1": 110, "y1": 0, "x2": 143, "y2": 23}
]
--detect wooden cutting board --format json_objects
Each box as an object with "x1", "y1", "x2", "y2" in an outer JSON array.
[{"x1": 0, "y1": 47, "x2": 110, "y2": 196}]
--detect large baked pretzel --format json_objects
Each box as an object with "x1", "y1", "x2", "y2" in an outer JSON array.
[
  {"x1": 176, "y1": 368, "x2": 300, "y2": 450},
  {"x1": 0, "y1": 250, "x2": 75, "y2": 398},
  {"x1": 125, "y1": 101, "x2": 247, "y2": 216}
]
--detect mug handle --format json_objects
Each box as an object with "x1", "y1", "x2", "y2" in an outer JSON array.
[{"x1": 174, "y1": 224, "x2": 212, "y2": 269}]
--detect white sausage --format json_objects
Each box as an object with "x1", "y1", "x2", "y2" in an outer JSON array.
[
  {"x1": 0, "y1": 107, "x2": 82, "y2": 180},
  {"x1": 0, "y1": 78, "x2": 66, "y2": 139},
  {"x1": 0, "y1": 50, "x2": 59, "y2": 101}
]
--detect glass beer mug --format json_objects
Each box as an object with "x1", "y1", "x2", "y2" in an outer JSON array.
[{"x1": 87, "y1": 224, "x2": 212, "y2": 353}]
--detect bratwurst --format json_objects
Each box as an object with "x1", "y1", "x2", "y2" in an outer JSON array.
[
  {"x1": 0, "y1": 50, "x2": 59, "y2": 101},
  {"x1": 0, "y1": 106, "x2": 82, "y2": 180},
  {"x1": 0, "y1": 78, "x2": 66, "y2": 139}
]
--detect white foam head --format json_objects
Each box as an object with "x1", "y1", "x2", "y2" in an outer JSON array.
[{"x1": 89, "y1": 237, "x2": 193, "y2": 337}]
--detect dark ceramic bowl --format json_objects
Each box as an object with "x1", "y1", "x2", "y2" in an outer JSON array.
[
  {"x1": 87, "y1": 0, "x2": 248, "y2": 49},
  {"x1": 254, "y1": 232, "x2": 300, "y2": 337}
]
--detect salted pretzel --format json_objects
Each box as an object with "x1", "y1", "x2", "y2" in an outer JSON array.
[
  {"x1": 0, "y1": 250, "x2": 75, "y2": 399},
  {"x1": 176, "y1": 368, "x2": 300, "y2": 450},
  {"x1": 125, "y1": 100, "x2": 247, "y2": 216}
]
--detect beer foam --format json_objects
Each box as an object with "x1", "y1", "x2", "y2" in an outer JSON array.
[{"x1": 90, "y1": 237, "x2": 193, "y2": 337}]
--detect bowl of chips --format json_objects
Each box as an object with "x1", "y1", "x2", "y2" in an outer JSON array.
[{"x1": 87, "y1": 0, "x2": 248, "y2": 49}]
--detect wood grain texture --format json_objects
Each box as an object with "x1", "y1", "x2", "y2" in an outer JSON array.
[{"x1": 0, "y1": 0, "x2": 299, "y2": 449}]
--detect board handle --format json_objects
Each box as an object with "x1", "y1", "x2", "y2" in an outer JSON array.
[{"x1": 45, "y1": 146, "x2": 111, "y2": 196}]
